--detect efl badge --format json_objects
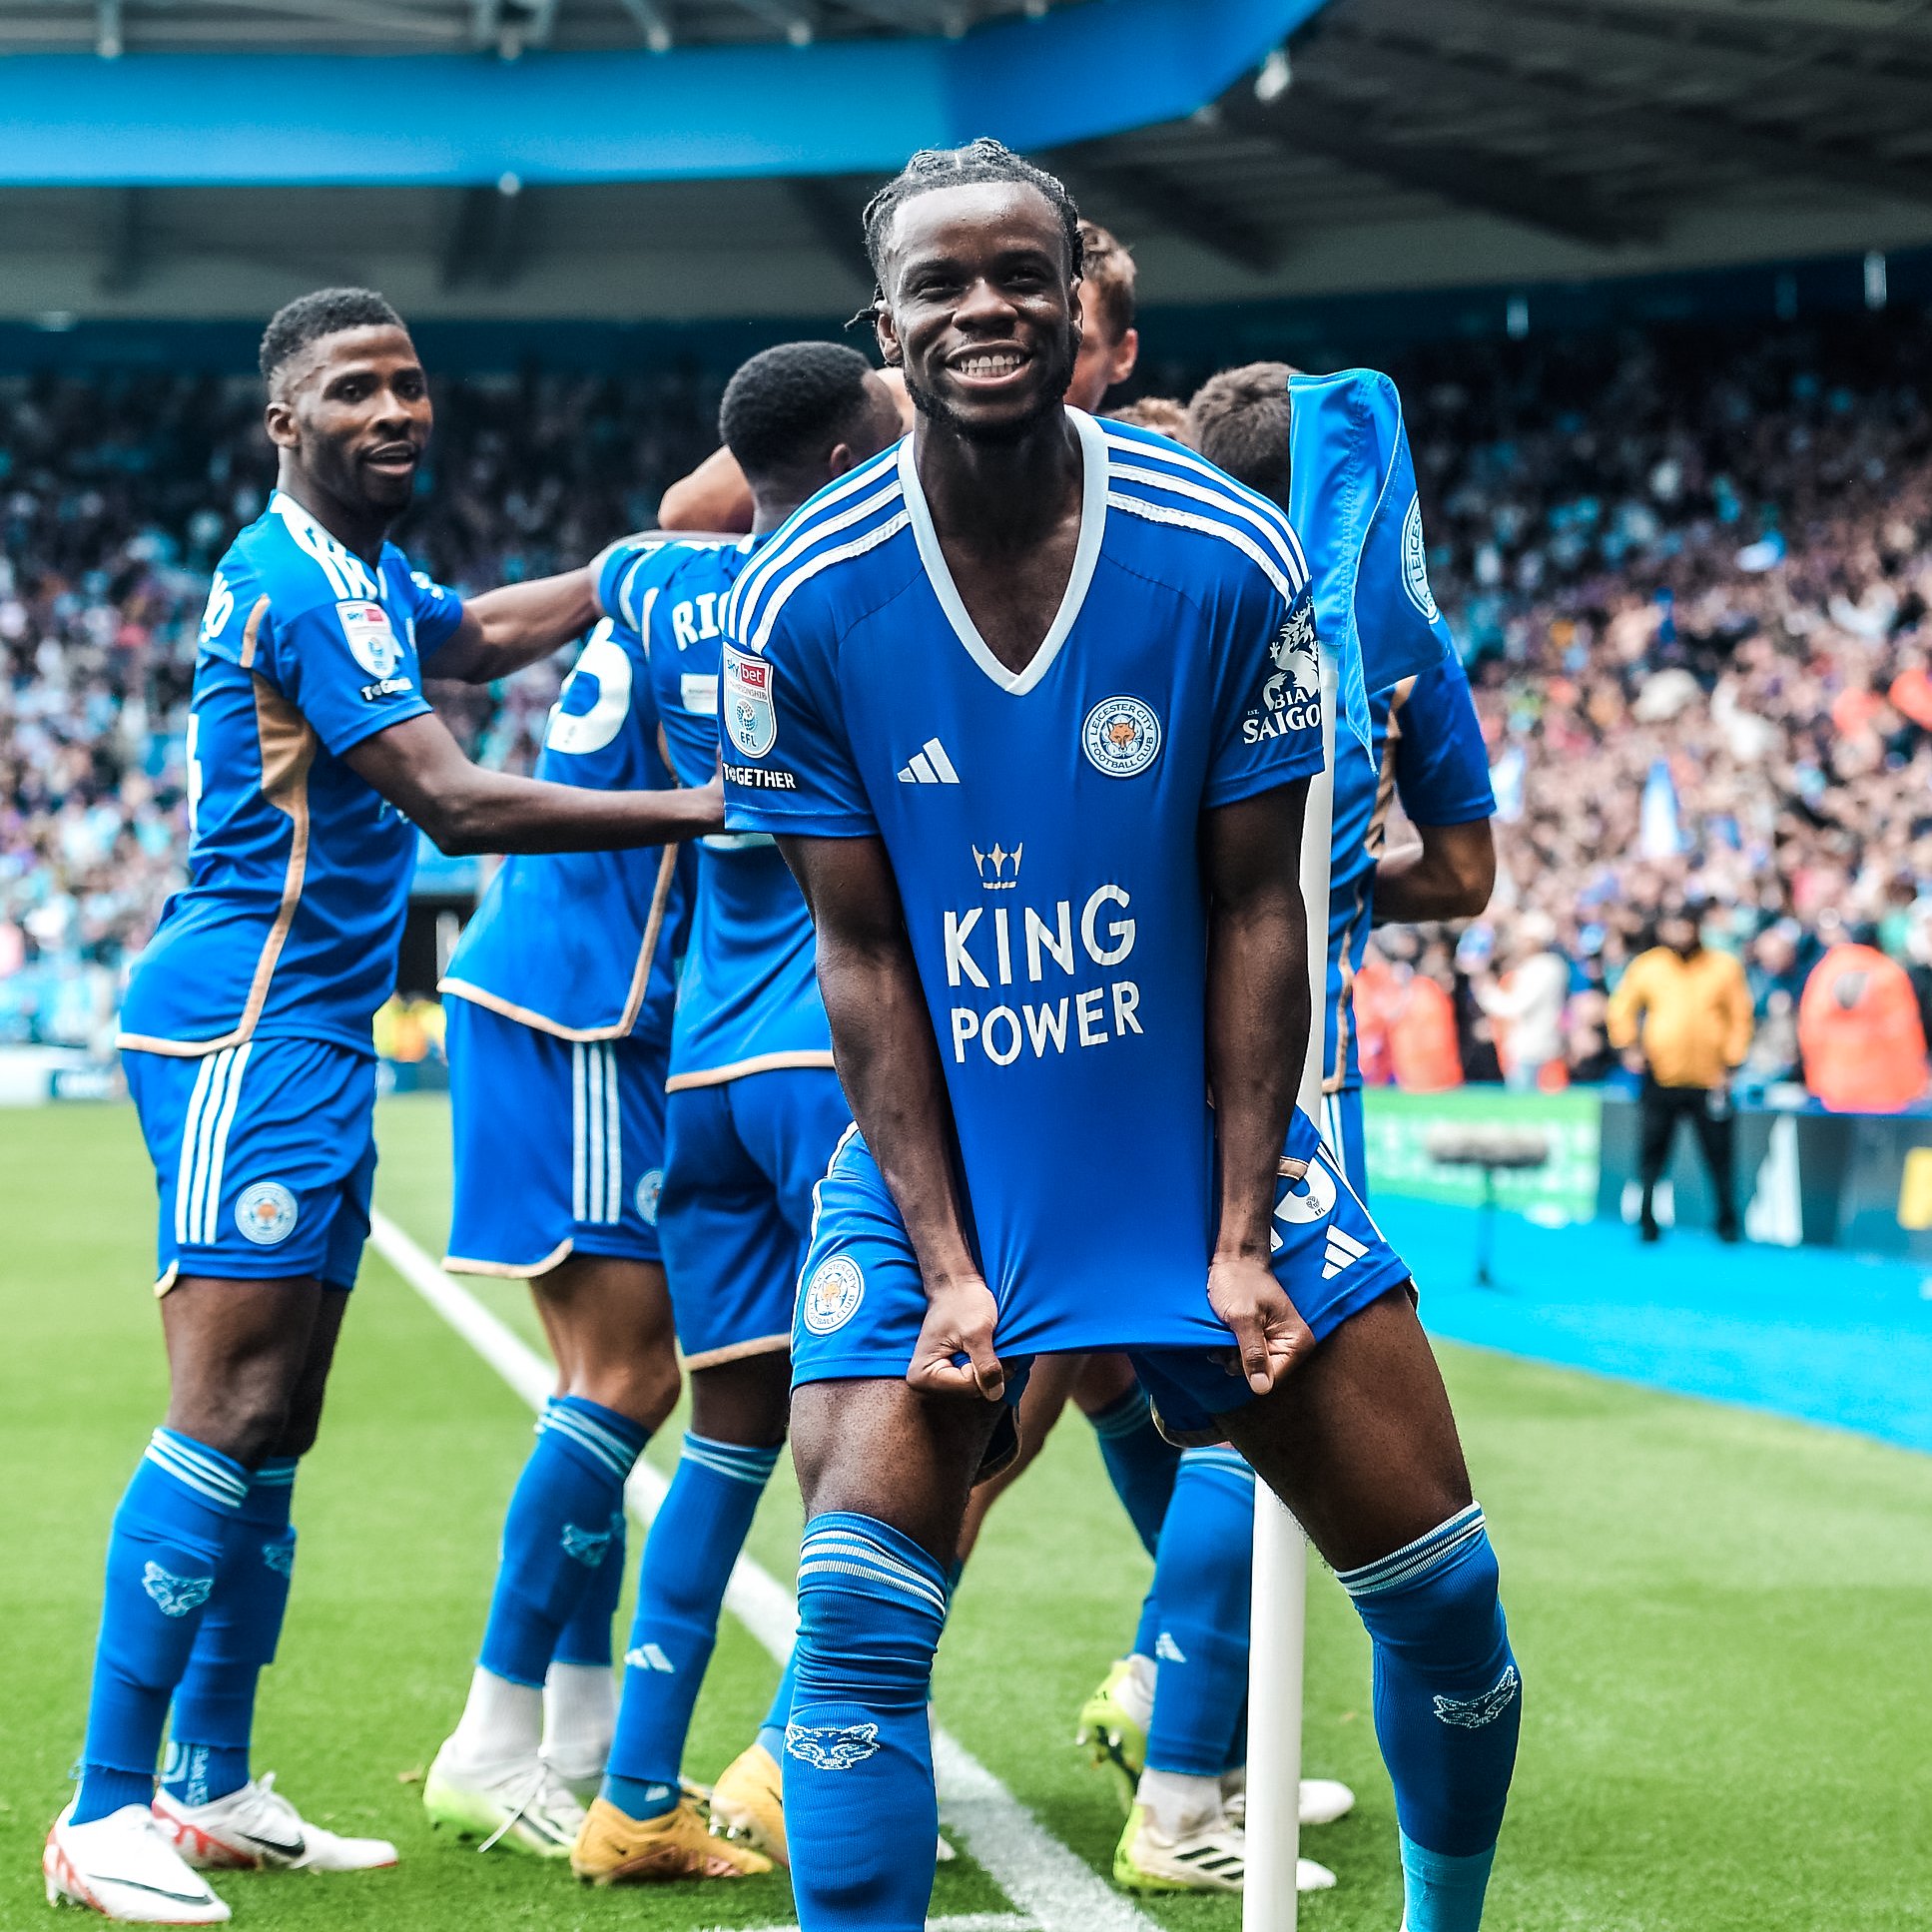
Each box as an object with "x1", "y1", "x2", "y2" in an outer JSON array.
[
  {"x1": 1082, "y1": 696, "x2": 1162, "y2": 779},
  {"x1": 235, "y1": 1181, "x2": 300, "y2": 1246},
  {"x1": 1401, "y1": 495, "x2": 1440, "y2": 622},
  {"x1": 722, "y1": 645, "x2": 778, "y2": 759},
  {"x1": 635, "y1": 1168, "x2": 664, "y2": 1226},
  {"x1": 336, "y1": 599, "x2": 401, "y2": 678},
  {"x1": 800, "y1": 1254, "x2": 865, "y2": 1334}
]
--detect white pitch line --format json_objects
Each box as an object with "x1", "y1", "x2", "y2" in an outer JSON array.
[{"x1": 369, "y1": 1210, "x2": 1156, "y2": 1932}]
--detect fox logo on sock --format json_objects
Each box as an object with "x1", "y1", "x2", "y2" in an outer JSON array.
[
  {"x1": 561, "y1": 1522, "x2": 615, "y2": 1568},
  {"x1": 1433, "y1": 1662, "x2": 1520, "y2": 1729},
  {"x1": 262, "y1": 1537, "x2": 296, "y2": 1577},
  {"x1": 142, "y1": 1562, "x2": 215, "y2": 1618},
  {"x1": 785, "y1": 1721, "x2": 881, "y2": 1770}
]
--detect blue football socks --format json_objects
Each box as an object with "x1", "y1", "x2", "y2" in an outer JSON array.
[
  {"x1": 1086, "y1": 1383, "x2": 1181, "y2": 1558},
  {"x1": 478, "y1": 1396, "x2": 649, "y2": 1690},
  {"x1": 1339, "y1": 1503, "x2": 1520, "y2": 1931},
  {"x1": 602, "y1": 1433, "x2": 779, "y2": 1819},
  {"x1": 553, "y1": 1508, "x2": 627, "y2": 1668},
  {"x1": 162, "y1": 1456, "x2": 299, "y2": 1809},
  {"x1": 1144, "y1": 1448, "x2": 1254, "y2": 1775},
  {"x1": 75, "y1": 1430, "x2": 249, "y2": 1824},
  {"x1": 758, "y1": 1649, "x2": 798, "y2": 1764},
  {"x1": 784, "y1": 1514, "x2": 950, "y2": 1932}
]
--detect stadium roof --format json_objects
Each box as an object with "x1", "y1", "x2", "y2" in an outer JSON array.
[
  {"x1": 2, "y1": 0, "x2": 1930, "y2": 324},
  {"x1": 3, "y1": 0, "x2": 1093, "y2": 55}
]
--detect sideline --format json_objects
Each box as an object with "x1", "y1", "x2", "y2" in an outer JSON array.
[{"x1": 368, "y1": 1208, "x2": 1157, "y2": 1932}]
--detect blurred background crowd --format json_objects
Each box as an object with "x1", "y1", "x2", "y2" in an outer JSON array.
[{"x1": 4, "y1": 308, "x2": 1930, "y2": 1103}]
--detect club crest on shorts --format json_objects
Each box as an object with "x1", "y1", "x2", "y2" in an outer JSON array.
[
  {"x1": 785, "y1": 1721, "x2": 880, "y2": 1770},
  {"x1": 722, "y1": 644, "x2": 777, "y2": 759},
  {"x1": 235, "y1": 1180, "x2": 299, "y2": 1246},
  {"x1": 1402, "y1": 494, "x2": 1440, "y2": 622},
  {"x1": 1082, "y1": 695, "x2": 1161, "y2": 778},
  {"x1": 635, "y1": 1167, "x2": 664, "y2": 1225},
  {"x1": 800, "y1": 1254, "x2": 865, "y2": 1334},
  {"x1": 336, "y1": 599, "x2": 401, "y2": 678}
]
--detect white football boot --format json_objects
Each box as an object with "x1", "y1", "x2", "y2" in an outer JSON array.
[
  {"x1": 421, "y1": 1740, "x2": 587, "y2": 1858},
  {"x1": 152, "y1": 1773, "x2": 396, "y2": 1873},
  {"x1": 1220, "y1": 1766, "x2": 1357, "y2": 1828},
  {"x1": 43, "y1": 1801, "x2": 230, "y2": 1923}
]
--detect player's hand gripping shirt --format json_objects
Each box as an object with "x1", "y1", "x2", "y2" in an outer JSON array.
[
  {"x1": 117, "y1": 491, "x2": 462, "y2": 1057},
  {"x1": 720, "y1": 412, "x2": 1322, "y2": 1354},
  {"x1": 599, "y1": 532, "x2": 836, "y2": 1088},
  {"x1": 440, "y1": 588, "x2": 689, "y2": 1044}
]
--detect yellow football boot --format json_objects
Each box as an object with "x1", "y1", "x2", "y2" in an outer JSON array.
[{"x1": 570, "y1": 1795, "x2": 772, "y2": 1884}]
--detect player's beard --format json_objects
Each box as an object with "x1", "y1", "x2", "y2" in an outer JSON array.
[{"x1": 904, "y1": 317, "x2": 1080, "y2": 446}]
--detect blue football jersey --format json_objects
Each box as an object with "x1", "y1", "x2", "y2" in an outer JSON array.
[
  {"x1": 117, "y1": 491, "x2": 462, "y2": 1057},
  {"x1": 1325, "y1": 662, "x2": 1493, "y2": 1087},
  {"x1": 440, "y1": 601, "x2": 689, "y2": 1044},
  {"x1": 720, "y1": 412, "x2": 1322, "y2": 1353},
  {"x1": 602, "y1": 533, "x2": 835, "y2": 1090}
]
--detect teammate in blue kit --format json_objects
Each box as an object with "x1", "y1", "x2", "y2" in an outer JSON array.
[
  {"x1": 1066, "y1": 361, "x2": 1501, "y2": 1893},
  {"x1": 554, "y1": 343, "x2": 904, "y2": 1887},
  {"x1": 718, "y1": 144, "x2": 1521, "y2": 1932},
  {"x1": 47, "y1": 288, "x2": 719, "y2": 1925},
  {"x1": 420, "y1": 569, "x2": 701, "y2": 1858}
]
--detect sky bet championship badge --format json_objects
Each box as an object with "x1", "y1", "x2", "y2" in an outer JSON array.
[{"x1": 722, "y1": 645, "x2": 778, "y2": 759}]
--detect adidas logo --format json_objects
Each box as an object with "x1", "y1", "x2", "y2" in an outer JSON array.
[
  {"x1": 1155, "y1": 1631, "x2": 1188, "y2": 1664},
  {"x1": 1322, "y1": 1226, "x2": 1369, "y2": 1279},
  {"x1": 897, "y1": 737, "x2": 961, "y2": 785},
  {"x1": 624, "y1": 1641, "x2": 676, "y2": 1673}
]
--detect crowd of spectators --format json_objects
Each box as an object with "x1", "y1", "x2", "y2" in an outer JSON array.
[
  {"x1": 1360, "y1": 307, "x2": 1932, "y2": 1101},
  {"x1": 0, "y1": 364, "x2": 721, "y2": 1049},
  {"x1": 4, "y1": 306, "x2": 1930, "y2": 1101}
]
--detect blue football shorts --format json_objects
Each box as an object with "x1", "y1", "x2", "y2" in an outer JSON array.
[
  {"x1": 791, "y1": 1103, "x2": 1412, "y2": 1444},
  {"x1": 1319, "y1": 1085, "x2": 1369, "y2": 1201},
  {"x1": 658, "y1": 1066, "x2": 852, "y2": 1369},
  {"x1": 444, "y1": 996, "x2": 668, "y2": 1276},
  {"x1": 124, "y1": 1036, "x2": 377, "y2": 1295}
]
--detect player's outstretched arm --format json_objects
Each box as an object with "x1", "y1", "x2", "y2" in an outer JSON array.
[
  {"x1": 345, "y1": 710, "x2": 723, "y2": 856},
  {"x1": 1202, "y1": 778, "x2": 1317, "y2": 1396},
  {"x1": 426, "y1": 566, "x2": 602, "y2": 684},
  {"x1": 781, "y1": 830, "x2": 1006, "y2": 1402},
  {"x1": 1373, "y1": 818, "x2": 1496, "y2": 925}
]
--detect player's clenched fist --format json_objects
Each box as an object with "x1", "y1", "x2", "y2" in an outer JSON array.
[
  {"x1": 1207, "y1": 1254, "x2": 1314, "y2": 1395},
  {"x1": 909, "y1": 1277, "x2": 1007, "y2": 1401}
]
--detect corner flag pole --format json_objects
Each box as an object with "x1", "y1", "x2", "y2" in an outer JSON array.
[{"x1": 1244, "y1": 656, "x2": 1338, "y2": 1932}]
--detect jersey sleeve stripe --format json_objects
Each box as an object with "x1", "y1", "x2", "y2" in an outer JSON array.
[
  {"x1": 724, "y1": 459, "x2": 905, "y2": 637},
  {"x1": 1106, "y1": 489, "x2": 1304, "y2": 603},
  {"x1": 1099, "y1": 428, "x2": 1309, "y2": 578},
  {"x1": 1106, "y1": 458, "x2": 1308, "y2": 587},
  {"x1": 744, "y1": 508, "x2": 912, "y2": 656}
]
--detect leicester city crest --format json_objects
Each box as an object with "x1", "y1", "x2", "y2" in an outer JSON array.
[
  {"x1": 635, "y1": 1168, "x2": 664, "y2": 1226},
  {"x1": 722, "y1": 644, "x2": 778, "y2": 760},
  {"x1": 800, "y1": 1254, "x2": 865, "y2": 1335},
  {"x1": 235, "y1": 1181, "x2": 299, "y2": 1246},
  {"x1": 1401, "y1": 495, "x2": 1440, "y2": 623},
  {"x1": 1081, "y1": 695, "x2": 1162, "y2": 779}
]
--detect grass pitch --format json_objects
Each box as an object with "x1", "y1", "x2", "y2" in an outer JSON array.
[{"x1": 3, "y1": 1093, "x2": 1930, "y2": 1930}]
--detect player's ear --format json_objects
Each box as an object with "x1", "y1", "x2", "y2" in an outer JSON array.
[
  {"x1": 874, "y1": 297, "x2": 903, "y2": 369},
  {"x1": 826, "y1": 441, "x2": 857, "y2": 480},
  {"x1": 264, "y1": 392, "x2": 299, "y2": 451}
]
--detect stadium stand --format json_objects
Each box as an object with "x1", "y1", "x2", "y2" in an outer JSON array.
[{"x1": 5, "y1": 302, "x2": 1931, "y2": 1103}]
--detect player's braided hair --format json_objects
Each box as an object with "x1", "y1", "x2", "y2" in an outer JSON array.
[
  {"x1": 720, "y1": 340, "x2": 879, "y2": 481},
  {"x1": 259, "y1": 287, "x2": 406, "y2": 385},
  {"x1": 861, "y1": 138, "x2": 1084, "y2": 299}
]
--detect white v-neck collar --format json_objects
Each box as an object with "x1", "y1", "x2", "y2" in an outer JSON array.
[{"x1": 898, "y1": 407, "x2": 1108, "y2": 697}]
